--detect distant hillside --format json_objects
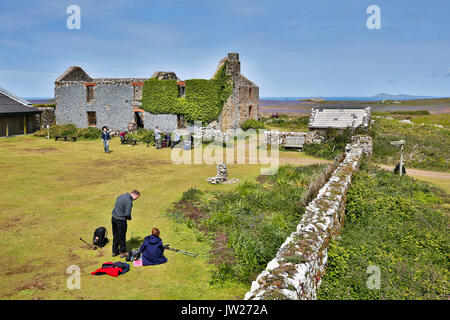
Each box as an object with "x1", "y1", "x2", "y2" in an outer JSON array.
[{"x1": 373, "y1": 93, "x2": 434, "y2": 100}]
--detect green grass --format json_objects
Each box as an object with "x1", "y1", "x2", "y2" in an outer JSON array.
[
  {"x1": 370, "y1": 117, "x2": 449, "y2": 171},
  {"x1": 302, "y1": 128, "x2": 350, "y2": 160},
  {"x1": 373, "y1": 111, "x2": 450, "y2": 127},
  {"x1": 262, "y1": 115, "x2": 310, "y2": 132},
  {"x1": 1, "y1": 135, "x2": 287, "y2": 300},
  {"x1": 168, "y1": 164, "x2": 328, "y2": 284},
  {"x1": 318, "y1": 163, "x2": 449, "y2": 300}
]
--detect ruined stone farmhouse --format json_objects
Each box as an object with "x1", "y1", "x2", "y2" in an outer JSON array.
[{"x1": 54, "y1": 53, "x2": 259, "y2": 132}]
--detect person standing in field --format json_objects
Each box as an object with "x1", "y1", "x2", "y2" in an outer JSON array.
[
  {"x1": 111, "y1": 190, "x2": 140, "y2": 257},
  {"x1": 154, "y1": 126, "x2": 162, "y2": 149},
  {"x1": 101, "y1": 126, "x2": 111, "y2": 153}
]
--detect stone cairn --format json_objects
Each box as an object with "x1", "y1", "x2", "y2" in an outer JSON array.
[{"x1": 207, "y1": 164, "x2": 228, "y2": 184}]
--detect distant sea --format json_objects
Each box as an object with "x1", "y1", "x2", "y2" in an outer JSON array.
[
  {"x1": 25, "y1": 97, "x2": 55, "y2": 104},
  {"x1": 25, "y1": 96, "x2": 446, "y2": 104},
  {"x1": 260, "y1": 96, "x2": 441, "y2": 101}
]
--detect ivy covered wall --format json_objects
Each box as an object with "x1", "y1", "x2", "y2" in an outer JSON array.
[{"x1": 141, "y1": 64, "x2": 233, "y2": 124}]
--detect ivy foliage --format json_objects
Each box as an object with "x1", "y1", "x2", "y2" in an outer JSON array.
[{"x1": 141, "y1": 64, "x2": 233, "y2": 124}]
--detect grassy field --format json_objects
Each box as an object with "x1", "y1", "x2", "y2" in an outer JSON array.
[
  {"x1": 318, "y1": 163, "x2": 449, "y2": 300},
  {"x1": 373, "y1": 111, "x2": 450, "y2": 127},
  {"x1": 0, "y1": 135, "x2": 325, "y2": 300},
  {"x1": 370, "y1": 117, "x2": 449, "y2": 171}
]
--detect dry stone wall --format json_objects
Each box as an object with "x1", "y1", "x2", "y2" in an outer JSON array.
[
  {"x1": 263, "y1": 130, "x2": 327, "y2": 146},
  {"x1": 244, "y1": 135, "x2": 373, "y2": 300}
]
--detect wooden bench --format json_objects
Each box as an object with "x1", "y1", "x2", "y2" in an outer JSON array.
[
  {"x1": 55, "y1": 136, "x2": 77, "y2": 142},
  {"x1": 284, "y1": 136, "x2": 304, "y2": 150}
]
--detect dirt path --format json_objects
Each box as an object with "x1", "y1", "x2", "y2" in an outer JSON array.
[{"x1": 378, "y1": 164, "x2": 450, "y2": 179}]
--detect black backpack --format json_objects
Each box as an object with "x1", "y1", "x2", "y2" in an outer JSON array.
[{"x1": 93, "y1": 227, "x2": 109, "y2": 248}]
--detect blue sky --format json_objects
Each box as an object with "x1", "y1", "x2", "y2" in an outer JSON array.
[{"x1": 0, "y1": 0, "x2": 449, "y2": 98}]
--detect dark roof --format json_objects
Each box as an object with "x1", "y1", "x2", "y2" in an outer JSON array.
[{"x1": 0, "y1": 87, "x2": 42, "y2": 115}]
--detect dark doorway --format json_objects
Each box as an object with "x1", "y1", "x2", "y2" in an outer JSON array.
[
  {"x1": 177, "y1": 114, "x2": 186, "y2": 129},
  {"x1": 134, "y1": 111, "x2": 144, "y2": 129}
]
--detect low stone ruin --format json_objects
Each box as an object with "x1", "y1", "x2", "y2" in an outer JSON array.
[
  {"x1": 263, "y1": 131, "x2": 307, "y2": 146},
  {"x1": 207, "y1": 164, "x2": 229, "y2": 184},
  {"x1": 263, "y1": 130, "x2": 329, "y2": 146}
]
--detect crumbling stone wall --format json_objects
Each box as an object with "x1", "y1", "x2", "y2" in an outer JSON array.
[
  {"x1": 217, "y1": 53, "x2": 259, "y2": 131},
  {"x1": 34, "y1": 106, "x2": 55, "y2": 128},
  {"x1": 244, "y1": 135, "x2": 373, "y2": 300},
  {"x1": 264, "y1": 130, "x2": 327, "y2": 146},
  {"x1": 264, "y1": 131, "x2": 307, "y2": 146}
]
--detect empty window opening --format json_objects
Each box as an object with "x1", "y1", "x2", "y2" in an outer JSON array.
[
  {"x1": 87, "y1": 111, "x2": 97, "y2": 126},
  {"x1": 177, "y1": 114, "x2": 186, "y2": 129},
  {"x1": 249, "y1": 87, "x2": 253, "y2": 100},
  {"x1": 133, "y1": 85, "x2": 143, "y2": 100},
  {"x1": 249, "y1": 105, "x2": 253, "y2": 117},
  {"x1": 178, "y1": 85, "x2": 186, "y2": 98},
  {"x1": 86, "y1": 85, "x2": 95, "y2": 102}
]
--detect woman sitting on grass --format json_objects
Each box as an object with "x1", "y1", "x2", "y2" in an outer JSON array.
[{"x1": 140, "y1": 227, "x2": 168, "y2": 266}]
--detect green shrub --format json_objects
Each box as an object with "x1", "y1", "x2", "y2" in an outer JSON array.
[
  {"x1": 127, "y1": 128, "x2": 155, "y2": 144},
  {"x1": 303, "y1": 128, "x2": 350, "y2": 160},
  {"x1": 318, "y1": 163, "x2": 449, "y2": 300},
  {"x1": 33, "y1": 124, "x2": 78, "y2": 138},
  {"x1": 241, "y1": 119, "x2": 266, "y2": 131},
  {"x1": 76, "y1": 127, "x2": 102, "y2": 140},
  {"x1": 34, "y1": 124, "x2": 101, "y2": 140},
  {"x1": 263, "y1": 115, "x2": 310, "y2": 131}
]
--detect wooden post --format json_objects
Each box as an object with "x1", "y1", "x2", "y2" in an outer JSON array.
[
  {"x1": 399, "y1": 145, "x2": 403, "y2": 177},
  {"x1": 5, "y1": 118, "x2": 8, "y2": 137},
  {"x1": 24, "y1": 115, "x2": 27, "y2": 135}
]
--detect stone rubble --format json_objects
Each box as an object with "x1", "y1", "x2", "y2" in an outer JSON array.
[{"x1": 207, "y1": 164, "x2": 229, "y2": 184}]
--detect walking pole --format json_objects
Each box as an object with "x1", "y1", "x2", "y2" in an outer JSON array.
[
  {"x1": 164, "y1": 245, "x2": 198, "y2": 258},
  {"x1": 80, "y1": 237, "x2": 97, "y2": 250}
]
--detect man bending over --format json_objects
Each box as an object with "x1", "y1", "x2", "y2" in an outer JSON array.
[{"x1": 111, "y1": 190, "x2": 140, "y2": 257}]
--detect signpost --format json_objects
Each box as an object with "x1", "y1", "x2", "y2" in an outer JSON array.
[{"x1": 390, "y1": 139, "x2": 405, "y2": 176}]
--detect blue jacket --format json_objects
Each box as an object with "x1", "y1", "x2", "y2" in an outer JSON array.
[
  {"x1": 140, "y1": 235, "x2": 168, "y2": 266},
  {"x1": 101, "y1": 132, "x2": 111, "y2": 141}
]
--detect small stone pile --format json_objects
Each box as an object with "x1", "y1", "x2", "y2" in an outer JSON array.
[{"x1": 207, "y1": 164, "x2": 228, "y2": 184}]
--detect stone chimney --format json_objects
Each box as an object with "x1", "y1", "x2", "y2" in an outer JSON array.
[{"x1": 226, "y1": 52, "x2": 241, "y2": 77}]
